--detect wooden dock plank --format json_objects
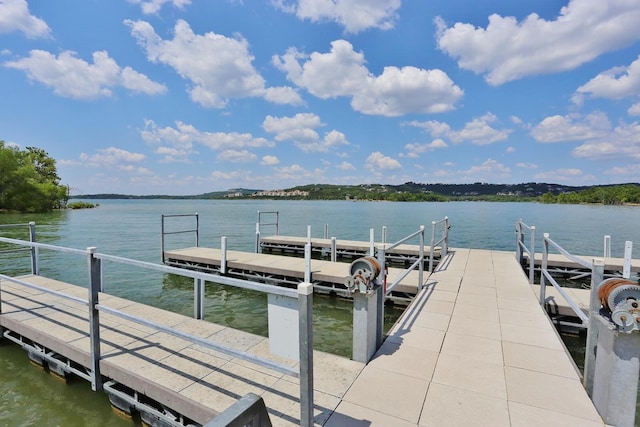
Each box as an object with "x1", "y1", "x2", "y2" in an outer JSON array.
[
  {"x1": 0, "y1": 275, "x2": 365, "y2": 426},
  {"x1": 260, "y1": 235, "x2": 439, "y2": 257},
  {"x1": 164, "y1": 247, "x2": 425, "y2": 294}
]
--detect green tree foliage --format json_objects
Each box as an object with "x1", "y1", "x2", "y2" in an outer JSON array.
[
  {"x1": 0, "y1": 141, "x2": 68, "y2": 212},
  {"x1": 539, "y1": 184, "x2": 640, "y2": 205}
]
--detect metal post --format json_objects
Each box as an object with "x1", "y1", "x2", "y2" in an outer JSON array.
[
  {"x1": 418, "y1": 226, "x2": 425, "y2": 289},
  {"x1": 161, "y1": 215, "x2": 166, "y2": 263},
  {"x1": 515, "y1": 219, "x2": 523, "y2": 265},
  {"x1": 88, "y1": 247, "x2": 103, "y2": 392},
  {"x1": 529, "y1": 225, "x2": 536, "y2": 284},
  {"x1": 604, "y1": 235, "x2": 611, "y2": 258},
  {"x1": 539, "y1": 234, "x2": 549, "y2": 306},
  {"x1": 307, "y1": 225, "x2": 311, "y2": 246},
  {"x1": 255, "y1": 223, "x2": 261, "y2": 253},
  {"x1": 623, "y1": 241, "x2": 632, "y2": 279},
  {"x1": 29, "y1": 222, "x2": 39, "y2": 275},
  {"x1": 194, "y1": 278, "x2": 205, "y2": 320},
  {"x1": 353, "y1": 288, "x2": 381, "y2": 363},
  {"x1": 304, "y1": 243, "x2": 311, "y2": 283},
  {"x1": 584, "y1": 258, "x2": 605, "y2": 396},
  {"x1": 330, "y1": 237, "x2": 337, "y2": 262},
  {"x1": 376, "y1": 246, "x2": 386, "y2": 348},
  {"x1": 195, "y1": 213, "x2": 200, "y2": 247},
  {"x1": 382, "y1": 226, "x2": 387, "y2": 245},
  {"x1": 369, "y1": 228, "x2": 375, "y2": 256},
  {"x1": 442, "y1": 216, "x2": 451, "y2": 257},
  {"x1": 429, "y1": 220, "x2": 436, "y2": 272},
  {"x1": 221, "y1": 237, "x2": 227, "y2": 275},
  {"x1": 323, "y1": 224, "x2": 328, "y2": 239},
  {"x1": 441, "y1": 216, "x2": 449, "y2": 256},
  {"x1": 591, "y1": 316, "x2": 640, "y2": 427},
  {"x1": 297, "y1": 282, "x2": 314, "y2": 427}
]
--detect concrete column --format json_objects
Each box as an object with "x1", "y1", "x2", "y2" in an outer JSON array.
[
  {"x1": 592, "y1": 315, "x2": 640, "y2": 427},
  {"x1": 353, "y1": 287, "x2": 380, "y2": 363}
]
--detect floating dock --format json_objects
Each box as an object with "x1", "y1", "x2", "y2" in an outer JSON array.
[
  {"x1": 259, "y1": 235, "x2": 439, "y2": 264},
  {"x1": 0, "y1": 248, "x2": 607, "y2": 426},
  {"x1": 163, "y1": 246, "x2": 424, "y2": 297}
]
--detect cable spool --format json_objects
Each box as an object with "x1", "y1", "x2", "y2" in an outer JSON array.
[
  {"x1": 344, "y1": 256, "x2": 381, "y2": 294},
  {"x1": 597, "y1": 277, "x2": 640, "y2": 332}
]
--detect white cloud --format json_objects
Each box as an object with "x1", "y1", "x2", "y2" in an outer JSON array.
[
  {"x1": 337, "y1": 161, "x2": 355, "y2": 171},
  {"x1": 272, "y1": 0, "x2": 401, "y2": 33},
  {"x1": 273, "y1": 39, "x2": 462, "y2": 116},
  {"x1": 436, "y1": 0, "x2": 640, "y2": 85},
  {"x1": 406, "y1": 113, "x2": 511, "y2": 145},
  {"x1": 531, "y1": 112, "x2": 611, "y2": 143},
  {"x1": 531, "y1": 112, "x2": 640, "y2": 160},
  {"x1": 273, "y1": 163, "x2": 324, "y2": 182},
  {"x1": 4, "y1": 50, "x2": 166, "y2": 99},
  {"x1": 0, "y1": 0, "x2": 50, "y2": 38},
  {"x1": 261, "y1": 155, "x2": 280, "y2": 166},
  {"x1": 604, "y1": 165, "x2": 640, "y2": 182},
  {"x1": 575, "y1": 55, "x2": 640, "y2": 101},
  {"x1": 79, "y1": 147, "x2": 146, "y2": 168},
  {"x1": 629, "y1": 103, "x2": 640, "y2": 116},
  {"x1": 506, "y1": 146, "x2": 515, "y2": 153},
  {"x1": 366, "y1": 152, "x2": 402, "y2": 172},
  {"x1": 211, "y1": 169, "x2": 253, "y2": 181},
  {"x1": 516, "y1": 162, "x2": 538, "y2": 170},
  {"x1": 217, "y1": 149, "x2": 257, "y2": 163},
  {"x1": 534, "y1": 168, "x2": 596, "y2": 185},
  {"x1": 125, "y1": 19, "x2": 302, "y2": 108},
  {"x1": 464, "y1": 159, "x2": 511, "y2": 180},
  {"x1": 572, "y1": 121, "x2": 640, "y2": 160},
  {"x1": 141, "y1": 120, "x2": 273, "y2": 161},
  {"x1": 128, "y1": 0, "x2": 191, "y2": 15},
  {"x1": 263, "y1": 113, "x2": 349, "y2": 152},
  {"x1": 401, "y1": 139, "x2": 448, "y2": 158}
]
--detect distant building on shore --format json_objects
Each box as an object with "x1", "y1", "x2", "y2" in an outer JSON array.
[{"x1": 252, "y1": 189, "x2": 309, "y2": 197}]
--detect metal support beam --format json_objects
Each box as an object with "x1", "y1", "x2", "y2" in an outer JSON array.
[
  {"x1": 584, "y1": 258, "x2": 605, "y2": 396},
  {"x1": 353, "y1": 287, "x2": 381, "y2": 363},
  {"x1": 29, "y1": 221, "x2": 38, "y2": 275},
  {"x1": 194, "y1": 278, "x2": 205, "y2": 319},
  {"x1": 592, "y1": 315, "x2": 640, "y2": 427},
  {"x1": 88, "y1": 247, "x2": 103, "y2": 392},
  {"x1": 297, "y1": 282, "x2": 314, "y2": 427}
]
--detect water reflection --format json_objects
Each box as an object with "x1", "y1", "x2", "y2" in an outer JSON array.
[{"x1": 160, "y1": 273, "x2": 404, "y2": 358}]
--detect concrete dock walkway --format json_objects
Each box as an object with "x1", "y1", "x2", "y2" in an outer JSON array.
[{"x1": 325, "y1": 248, "x2": 605, "y2": 426}]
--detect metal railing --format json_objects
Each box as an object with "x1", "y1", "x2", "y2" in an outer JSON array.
[
  {"x1": 377, "y1": 226, "x2": 425, "y2": 295},
  {"x1": 429, "y1": 217, "x2": 450, "y2": 272},
  {"x1": 161, "y1": 213, "x2": 199, "y2": 263},
  {"x1": 538, "y1": 232, "x2": 605, "y2": 396},
  {"x1": 515, "y1": 219, "x2": 536, "y2": 284},
  {"x1": 255, "y1": 211, "x2": 279, "y2": 252},
  {"x1": 0, "y1": 222, "x2": 38, "y2": 273},
  {"x1": 0, "y1": 235, "x2": 314, "y2": 427}
]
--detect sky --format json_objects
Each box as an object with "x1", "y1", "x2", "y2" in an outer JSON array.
[{"x1": 1, "y1": 0, "x2": 640, "y2": 195}]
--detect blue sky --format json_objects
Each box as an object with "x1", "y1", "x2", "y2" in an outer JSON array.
[{"x1": 2, "y1": 0, "x2": 640, "y2": 195}]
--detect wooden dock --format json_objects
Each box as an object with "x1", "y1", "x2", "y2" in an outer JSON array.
[
  {"x1": 0, "y1": 274, "x2": 364, "y2": 426},
  {"x1": 0, "y1": 248, "x2": 607, "y2": 426},
  {"x1": 259, "y1": 235, "x2": 439, "y2": 263},
  {"x1": 164, "y1": 247, "x2": 424, "y2": 296}
]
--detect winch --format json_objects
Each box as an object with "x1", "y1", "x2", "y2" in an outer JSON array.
[
  {"x1": 597, "y1": 278, "x2": 640, "y2": 333},
  {"x1": 344, "y1": 256, "x2": 381, "y2": 294}
]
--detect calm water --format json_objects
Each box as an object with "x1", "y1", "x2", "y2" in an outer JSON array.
[{"x1": 1, "y1": 200, "x2": 639, "y2": 426}]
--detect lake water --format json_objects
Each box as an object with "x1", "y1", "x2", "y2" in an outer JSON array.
[{"x1": 1, "y1": 200, "x2": 639, "y2": 426}]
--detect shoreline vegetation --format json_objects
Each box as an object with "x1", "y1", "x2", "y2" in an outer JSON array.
[
  {"x1": 71, "y1": 182, "x2": 640, "y2": 206},
  {"x1": 2, "y1": 143, "x2": 639, "y2": 213}
]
